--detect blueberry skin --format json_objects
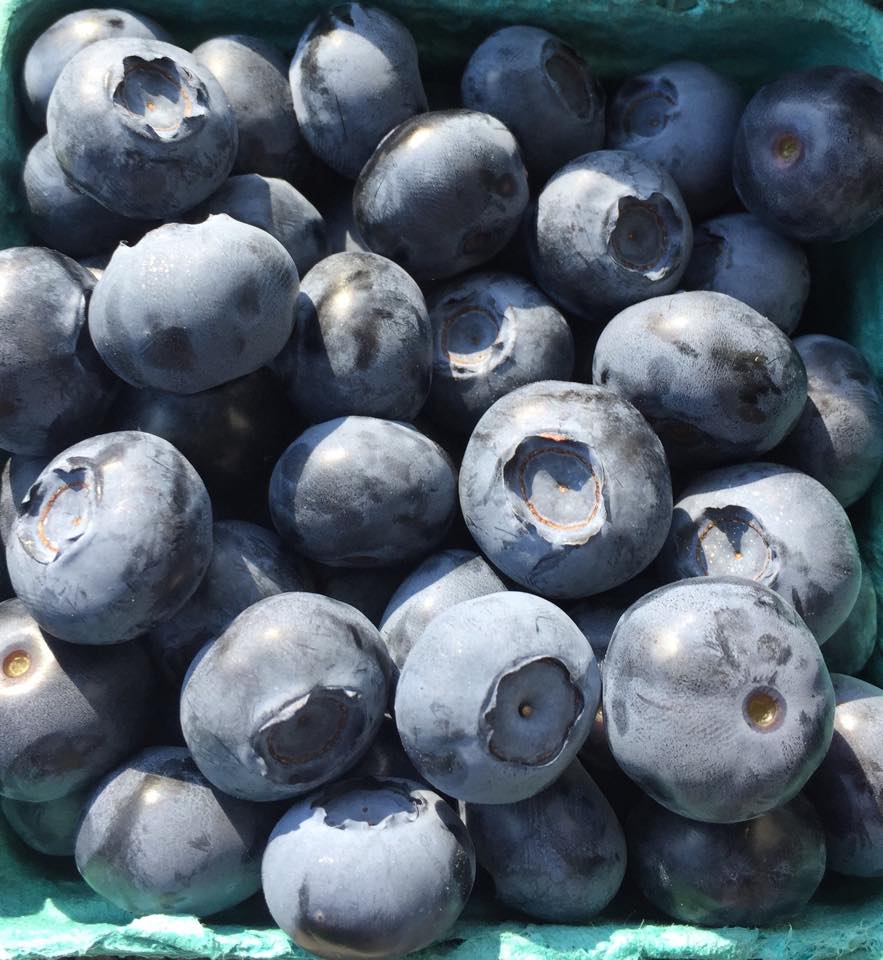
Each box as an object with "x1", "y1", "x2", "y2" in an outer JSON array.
[
  {"x1": 149, "y1": 521, "x2": 310, "y2": 689},
  {"x1": 312, "y1": 563, "x2": 412, "y2": 626},
  {"x1": 425, "y1": 272, "x2": 575, "y2": 435},
  {"x1": 89, "y1": 216, "x2": 298, "y2": 394},
  {"x1": 592, "y1": 291, "x2": 808, "y2": 468},
  {"x1": 290, "y1": 3, "x2": 427, "y2": 179},
  {"x1": 22, "y1": 135, "x2": 142, "y2": 258},
  {"x1": 6, "y1": 431, "x2": 213, "y2": 646},
  {"x1": 776, "y1": 335, "x2": 883, "y2": 507},
  {"x1": 659, "y1": 462, "x2": 862, "y2": 644},
  {"x1": 807, "y1": 675, "x2": 883, "y2": 876},
  {"x1": 273, "y1": 253, "x2": 431, "y2": 423},
  {"x1": 604, "y1": 577, "x2": 835, "y2": 823},
  {"x1": 1, "y1": 785, "x2": 91, "y2": 857},
  {"x1": 683, "y1": 213, "x2": 810, "y2": 335},
  {"x1": 106, "y1": 368, "x2": 293, "y2": 510},
  {"x1": 47, "y1": 38, "x2": 238, "y2": 219},
  {"x1": 529, "y1": 150, "x2": 692, "y2": 321},
  {"x1": 627, "y1": 794, "x2": 826, "y2": 927},
  {"x1": 461, "y1": 26, "x2": 604, "y2": 184},
  {"x1": 263, "y1": 777, "x2": 474, "y2": 960},
  {"x1": 270, "y1": 417, "x2": 457, "y2": 567},
  {"x1": 459, "y1": 381, "x2": 672, "y2": 599},
  {"x1": 0, "y1": 248, "x2": 116, "y2": 456},
  {"x1": 0, "y1": 598, "x2": 157, "y2": 802},
  {"x1": 380, "y1": 549, "x2": 507, "y2": 670},
  {"x1": 607, "y1": 61, "x2": 744, "y2": 218},
  {"x1": 354, "y1": 110, "x2": 529, "y2": 282},
  {"x1": 192, "y1": 36, "x2": 308, "y2": 182},
  {"x1": 823, "y1": 561, "x2": 877, "y2": 677},
  {"x1": 188, "y1": 174, "x2": 328, "y2": 277},
  {"x1": 395, "y1": 591, "x2": 600, "y2": 803},
  {"x1": 465, "y1": 760, "x2": 625, "y2": 921},
  {"x1": 76, "y1": 746, "x2": 279, "y2": 916},
  {"x1": 181, "y1": 593, "x2": 393, "y2": 801},
  {"x1": 23, "y1": 8, "x2": 169, "y2": 125},
  {"x1": 732, "y1": 66, "x2": 883, "y2": 243}
]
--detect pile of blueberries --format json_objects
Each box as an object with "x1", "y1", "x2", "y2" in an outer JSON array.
[{"x1": 2, "y1": 2, "x2": 883, "y2": 954}]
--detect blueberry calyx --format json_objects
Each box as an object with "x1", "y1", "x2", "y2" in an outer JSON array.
[
  {"x1": 504, "y1": 433, "x2": 607, "y2": 545},
  {"x1": 609, "y1": 193, "x2": 684, "y2": 279},
  {"x1": 252, "y1": 687, "x2": 367, "y2": 784},
  {"x1": 483, "y1": 655, "x2": 584, "y2": 766},
  {"x1": 318, "y1": 778, "x2": 423, "y2": 830},
  {"x1": 113, "y1": 55, "x2": 208, "y2": 141},
  {"x1": 17, "y1": 463, "x2": 99, "y2": 564},
  {"x1": 690, "y1": 505, "x2": 779, "y2": 582},
  {"x1": 441, "y1": 304, "x2": 514, "y2": 376}
]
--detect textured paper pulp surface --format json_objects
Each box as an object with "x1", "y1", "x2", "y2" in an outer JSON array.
[{"x1": 2, "y1": 0, "x2": 883, "y2": 957}]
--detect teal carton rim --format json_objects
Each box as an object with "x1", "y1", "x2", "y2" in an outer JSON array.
[{"x1": 2, "y1": 1, "x2": 883, "y2": 958}]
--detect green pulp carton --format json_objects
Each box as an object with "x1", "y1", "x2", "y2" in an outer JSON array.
[{"x1": 2, "y1": 0, "x2": 883, "y2": 957}]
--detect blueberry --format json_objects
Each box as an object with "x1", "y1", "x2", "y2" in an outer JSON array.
[
  {"x1": 659, "y1": 462, "x2": 862, "y2": 644},
  {"x1": 459, "y1": 382, "x2": 672, "y2": 599},
  {"x1": 75, "y1": 746, "x2": 278, "y2": 916},
  {"x1": 775, "y1": 335, "x2": 883, "y2": 507},
  {"x1": 23, "y1": 8, "x2": 169, "y2": 125},
  {"x1": 149, "y1": 521, "x2": 310, "y2": 689},
  {"x1": 0, "y1": 454, "x2": 50, "y2": 546},
  {"x1": 529, "y1": 150, "x2": 692, "y2": 321},
  {"x1": 263, "y1": 777, "x2": 474, "y2": 960},
  {"x1": 732, "y1": 66, "x2": 883, "y2": 242},
  {"x1": 106, "y1": 368, "x2": 293, "y2": 515},
  {"x1": 592, "y1": 291, "x2": 808, "y2": 468},
  {"x1": 603, "y1": 577, "x2": 834, "y2": 823},
  {"x1": 380, "y1": 549, "x2": 506, "y2": 670},
  {"x1": 354, "y1": 110, "x2": 529, "y2": 281},
  {"x1": 348, "y1": 716, "x2": 422, "y2": 782},
  {"x1": 461, "y1": 26, "x2": 604, "y2": 184},
  {"x1": 192, "y1": 35, "x2": 309, "y2": 182},
  {"x1": 424, "y1": 272, "x2": 575, "y2": 435},
  {"x1": 464, "y1": 760, "x2": 625, "y2": 921},
  {"x1": 823, "y1": 561, "x2": 877, "y2": 677},
  {"x1": 181, "y1": 593, "x2": 393, "y2": 801},
  {"x1": 0, "y1": 598, "x2": 157, "y2": 802},
  {"x1": 395, "y1": 591, "x2": 600, "y2": 803},
  {"x1": 290, "y1": 3, "x2": 427, "y2": 179},
  {"x1": 273, "y1": 253, "x2": 432, "y2": 423},
  {"x1": 807, "y1": 674, "x2": 883, "y2": 876},
  {"x1": 0, "y1": 247, "x2": 116, "y2": 456},
  {"x1": 188, "y1": 174, "x2": 328, "y2": 277},
  {"x1": 270, "y1": 417, "x2": 457, "y2": 567},
  {"x1": 312, "y1": 563, "x2": 412, "y2": 626},
  {"x1": 627, "y1": 794, "x2": 826, "y2": 926},
  {"x1": 683, "y1": 213, "x2": 810, "y2": 335},
  {"x1": 89, "y1": 216, "x2": 298, "y2": 394},
  {"x1": 606, "y1": 61, "x2": 744, "y2": 217},
  {"x1": 1, "y1": 785, "x2": 92, "y2": 857},
  {"x1": 6, "y1": 431, "x2": 212, "y2": 646},
  {"x1": 22, "y1": 135, "x2": 144, "y2": 258},
  {"x1": 47, "y1": 38, "x2": 237, "y2": 219}
]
